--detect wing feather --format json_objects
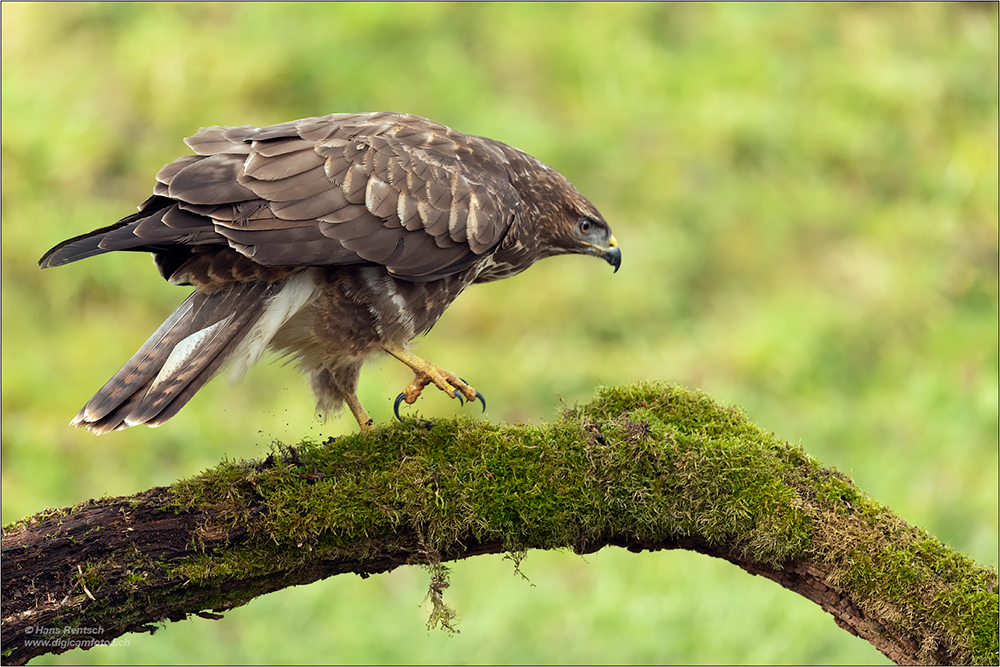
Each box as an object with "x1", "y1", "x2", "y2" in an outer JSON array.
[
  {"x1": 269, "y1": 186, "x2": 352, "y2": 221},
  {"x1": 365, "y1": 177, "x2": 399, "y2": 221},
  {"x1": 238, "y1": 164, "x2": 329, "y2": 202},
  {"x1": 251, "y1": 137, "x2": 315, "y2": 158},
  {"x1": 43, "y1": 112, "x2": 528, "y2": 281},
  {"x1": 448, "y1": 172, "x2": 471, "y2": 244},
  {"x1": 156, "y1": 155, "x2": 201, "y2": 184},
  {"x1": 184, "y1": 126, "x2": 254, "y2": 155},
  {"x1": 397, "y1": 192, "x2": 422, "y2": 231},
  {"x1": 242, "y1": 121, "x2": 301, "y2": 142},
  {"x1": 168, "y1": 154, "x2": 255, "y2": 205},
  {"x1": 243, "y1": 145, "x2": 324, "y2": 181},
  {"x1": 341, "y1": 163, "x2": 369, "y2": 204}
]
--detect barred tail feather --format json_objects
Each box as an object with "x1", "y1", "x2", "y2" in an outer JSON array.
[
  {"x1": 228, "y1": 272, "x2": 319, "y2": 382},
  {"x1": 73, "y1": 273, "x2": 317, "y2": 434}
]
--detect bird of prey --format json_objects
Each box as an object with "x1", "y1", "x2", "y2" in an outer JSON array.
[{"x1": 39, "y1": 112, "x2": 621, "y2": 434}]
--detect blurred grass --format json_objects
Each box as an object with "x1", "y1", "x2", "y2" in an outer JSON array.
[{"x1": 2, "y1": 2, "x2": 996, "y2": 665}]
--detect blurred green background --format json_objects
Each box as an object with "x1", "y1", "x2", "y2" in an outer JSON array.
[{"x1": 2, "y1": 3, "x2": 997, "y2": 664}]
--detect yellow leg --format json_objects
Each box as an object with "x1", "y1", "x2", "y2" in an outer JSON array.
[
  {"x1": 344, "y1": 392, "x2": 374, "y2": 432},
  {"x1": 382, "y1": 343, "x2": 479, "y2": 405}
]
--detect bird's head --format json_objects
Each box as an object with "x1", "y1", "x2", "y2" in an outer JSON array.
[
  {"x1": 566, "y1": 210, "x2": 621, "y2": 273},
  {"x1": 490, "y1": 142, "x2": 621, "y2": 275},
  {"x1": 531, "y1": 170, "x2": 621, "y2": 273}
]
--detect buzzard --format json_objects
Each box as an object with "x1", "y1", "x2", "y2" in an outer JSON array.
[{"x1": 39, "y1": 112, "x2": 621, "y2": 433}]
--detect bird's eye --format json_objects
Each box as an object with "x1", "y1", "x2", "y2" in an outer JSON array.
[{"x1": 579, "y1": 218, "x2": 592, "y2": 234}]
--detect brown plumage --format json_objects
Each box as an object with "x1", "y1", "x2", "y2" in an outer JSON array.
[{"x1": 40, "y1": 112, "x2": 621, "y2": 433}]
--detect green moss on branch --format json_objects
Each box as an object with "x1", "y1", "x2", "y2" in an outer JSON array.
[{"x1": 3, "y1": 383, "x2": 996, "y2": 666}]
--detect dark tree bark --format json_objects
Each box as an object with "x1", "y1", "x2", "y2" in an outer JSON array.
[{"x1": 2, "y1": 383, "x2": 997, "y2": 665}]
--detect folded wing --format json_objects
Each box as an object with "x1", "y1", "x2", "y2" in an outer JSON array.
[{"x1": 40, "y1": 112, "x2": 523, "y2": 283}]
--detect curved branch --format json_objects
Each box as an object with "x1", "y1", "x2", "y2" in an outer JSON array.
[{"x1": 2, "y1": 383, "x2": 996, "y2": 665}]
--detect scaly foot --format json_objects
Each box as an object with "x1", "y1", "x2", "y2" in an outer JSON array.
[
  {"x1": 382, "y1": 343, "x2": 486, "y2": 421},
  {"x1": 345, "y1": 392, "x2": 375, "y2": 432}
]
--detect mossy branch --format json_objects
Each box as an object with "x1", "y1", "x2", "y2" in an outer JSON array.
[{"x1": 2, "y1": 383, "x2": 996, "y2": 665}]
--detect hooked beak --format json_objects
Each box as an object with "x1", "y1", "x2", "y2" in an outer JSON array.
[{"x1": 602, "y1": 235, "x2": 621, "y2": 273}]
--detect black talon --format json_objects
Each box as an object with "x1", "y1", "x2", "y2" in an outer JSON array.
[
  {"x1": 393, "y1": 393, "x2": 407, "y2": 423},
  {"x1": 458, "y1": 378, "x2": 487, "y2": 414}
]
